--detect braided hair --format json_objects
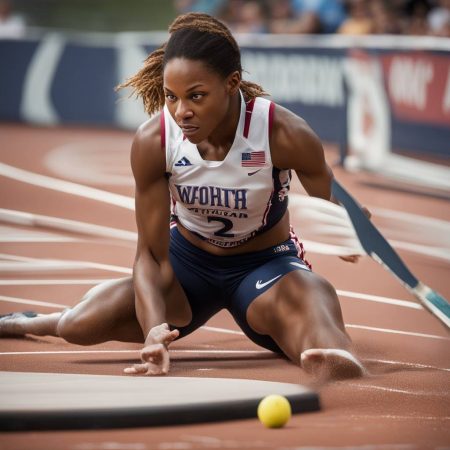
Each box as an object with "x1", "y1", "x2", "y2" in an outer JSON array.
[{"x1": 117, "y1": 12, "x2": 267, "y2": 115}]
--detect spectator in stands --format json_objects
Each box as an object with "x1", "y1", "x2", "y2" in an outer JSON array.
[
  {"x1": 218, "y1": 0, "x2": 247, "y2": 31},
  {"x1": 177, "y1": 0, "x2": 443, "y2": 36},
  {"x1": 267, "y1": 0, "x2": 301, "y2": 33},
  {"x1": 427, "y1": 0, "x2": 450, "y2": 36},
  {"x1": 232, "y1": 1, "x2": 268, "y2": 33},
  {"x1": 290, "y1": 0, "x2": 347, "y2": 33},
  {"x1": 401, "y1": 0, "x2": 432, "y2": 35},
  {"x1": 0, "y1": 0, "x2": 25, "y2": 38},
  {"x1": 369, "y1": 0, "x2": 402, "y2": 34},
  {"x1": 338, "y1": 0, "x2": 373, "y2": 35},
  {"x1": 174, "y1": 0, "x2": 226, "y2": 15}
]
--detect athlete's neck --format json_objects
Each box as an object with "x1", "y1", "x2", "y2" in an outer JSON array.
[{"x1": 203, "y1": 92, "x2": 241, "y2": 150}]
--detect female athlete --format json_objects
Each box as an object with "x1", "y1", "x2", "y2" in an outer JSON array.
[{"x1": 0, "y1": 12, "x2": 365, "y2": 381}]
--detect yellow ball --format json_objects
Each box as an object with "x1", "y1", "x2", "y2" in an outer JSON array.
[{"x1": 257, "y1": 395, "x2": 292, "y2": 428}]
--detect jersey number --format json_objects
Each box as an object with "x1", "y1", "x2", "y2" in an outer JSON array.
[{"x1": 207, "y1": 216, "x2": 234, "y2": 237}]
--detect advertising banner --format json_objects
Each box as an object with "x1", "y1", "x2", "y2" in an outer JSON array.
[{"x1": 0, "y1": 32, "x2": 448, "y2": 159}]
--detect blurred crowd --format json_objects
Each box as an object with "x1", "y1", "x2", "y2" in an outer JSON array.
[
  {"x1": 174, "y1": 0, "x2": 450, "y2": 36},
  {"x1": 1, "y1": 0, "x2": 449, "y2": 37}
]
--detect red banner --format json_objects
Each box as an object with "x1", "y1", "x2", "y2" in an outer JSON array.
[{"x1": 381, "y1": 52, "x2": 450, "y2": 127}]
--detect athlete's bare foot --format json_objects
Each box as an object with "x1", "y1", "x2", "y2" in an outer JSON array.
[
  {"x1": 0, "y1": 312, "x2": 37, "y2": 337},
  {"x1": 301, "y1": 348, "x2": 365, "y2": 381}
]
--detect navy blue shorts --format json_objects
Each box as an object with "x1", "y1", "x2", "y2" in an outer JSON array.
[{"x1": 169, "y1": 226, "x2": 311, "y2": 353}]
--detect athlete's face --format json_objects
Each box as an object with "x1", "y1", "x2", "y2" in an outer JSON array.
[{"x1": 163, "y1": 58, "x2": 240, "y2": 144}]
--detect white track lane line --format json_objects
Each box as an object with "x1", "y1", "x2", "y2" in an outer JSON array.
[
  {"x1": 345, "y1": 324, "x2": 449, "y2": 340},
  {"x1": 0, "y1": 350, "x2": 447, "y2": 372},
  {"x1": 0, "y1": 208, "x2": 137, "y2": 241},
  {"x1": 388, "y1": 240, "x2": 450, "y2": 263},
  {"x1": 0, "y1": 295, "x2": 68, "y2": 309},
  {"x1": 336, "y1": 290, "x2": 422, "y2": 310},
  {"x1": 363, "y1": 358, "x2": 450, "y2": 372},
  {"x1": 0, "y1": 223, "x2": 82, "y2": 243},
  {"x1": 350, "y1": 384, "x2": 450, "y2": 398},
  {"x1": 348, "y1": 414, "x2": 450, "y2": 421},
  {"x1": 374, "y1": 207, "x2": 450, "y2": 236},
  {"x1": 0, "y1": 279, "x2": 114, "y2": 285},
  {"x1": 0, "y1": 261, "x2": 132, "y2": 274},
  {"x1": 0, "y1": 349, "x2": 273, "y2": 356},
  {"x1": 0, "y1": 253, "x2": 132, "y2": 275},
  {"x1": 0, "y1": 237, "x2": 81, "y2": 243},
  {"x1": 202, "y1": 324, "x2": 449, "y2": 341},
  {"x1": 0, "y1": 162, "x2": 134, "y2": 210}
]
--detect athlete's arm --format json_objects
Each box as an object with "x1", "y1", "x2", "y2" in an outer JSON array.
[
  {"x1": 130, "y1": 115, "x2": 177, "y2": 347},
  {"x1": 270, "y1": 104, "x2": 333, "y2": 201},
  {"x1": 270, "y1": 104, "x2": 365, "y2": 263}
]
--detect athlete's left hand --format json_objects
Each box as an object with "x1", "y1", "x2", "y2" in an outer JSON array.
[
  {"x1": 124, "y1": 325, "x2": 179, "y2": 376},
  {"x1": 339, "y1": 206, "x2": 371, "y2": 264},
  {"x1": 339, "y1": 254, "x2": 360, "y2": 263}
]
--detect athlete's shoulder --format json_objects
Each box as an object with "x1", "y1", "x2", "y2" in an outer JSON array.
[
  {"x1": 270, "y1": 103, "x2": 324, "y2": 170},
  {"x1": 131, "y1": 112, "x2": 166, "y2": 189},
  {"x1": 271, "y1": 103, "x2": 316, "y2": 141},
  {"x1": 133, "y1": 113, "x2": 162, "y2": 153}
]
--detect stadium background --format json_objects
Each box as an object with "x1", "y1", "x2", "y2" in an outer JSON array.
[{"x1": 0, "y1": 1, "x2": 449, "y2": 448}]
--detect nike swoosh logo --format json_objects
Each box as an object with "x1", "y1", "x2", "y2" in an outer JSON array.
[
  {"x1": 248, "y1": 169, "x2": 262, "y2": 176},
  {"x1": 255, "y1": 274, "x2": 282, "y2": 289}
]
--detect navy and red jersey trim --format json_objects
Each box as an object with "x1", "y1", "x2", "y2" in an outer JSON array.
[
  {"x1": 243, "y1": 99, "x2": 256, "y2": 139},
  {"x1": 268, "y1": 101, "x2": 275, "y2": 137},
  {"x1": 244, "y1": 99, "x2": 275, "y2": 140},
  {"x1": 160, "y1": 110, "x2": 166, "y2": 149}
]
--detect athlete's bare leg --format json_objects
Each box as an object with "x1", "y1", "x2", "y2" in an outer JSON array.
[
  {"x1": 246, "y1": 270, "x2": 365, "y2": 381},
  {"x1": 0, "y1": 278, "x2": 143, "y2": 344},
  {"x1": 0, "y1": 312, "x2": 62, "y2": 337},
  {"x1": 0, "y1": 277, "x2": 190, "y2": 345}
]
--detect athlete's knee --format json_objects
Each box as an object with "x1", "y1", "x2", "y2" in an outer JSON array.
[
  {"x1": 288, "y1": 275, "x2": 348, "y2": 347},
  {"x1": 56, "y1": 309, "x2": 95, "y2": 345},
  {"x1": 310, "y1": 273, "x2": 338, "y2": 298}
]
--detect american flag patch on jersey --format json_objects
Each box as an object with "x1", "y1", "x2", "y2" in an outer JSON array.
[{"x1": 241, "y1": 151, "x2": 265, "y2": 167}]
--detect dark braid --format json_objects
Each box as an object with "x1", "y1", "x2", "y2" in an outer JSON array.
[
  {"x1": 116, "y1": 45, "x2": 165, "y2": 117},
  {"x1": 169, "y1": 13, "x2": 239, "y2": 52},
  {"x1": 116, "y1": 12, "x2": 267, "y2": 115}
]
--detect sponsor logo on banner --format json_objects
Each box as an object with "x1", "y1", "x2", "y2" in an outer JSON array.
[
  {"x1": 242, "y1": 52, "x2": 345, "y2": 106},
  {"x1": 381, "y1": 53, "x2": 450, "y2": 127},
  {"x1": 344, "y1": 50, "x2": 391, "y2": 170}
]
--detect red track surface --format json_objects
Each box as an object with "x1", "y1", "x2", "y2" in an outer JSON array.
[{"x1": 0, "y1": 123, "x2": 449, "y2": 450}]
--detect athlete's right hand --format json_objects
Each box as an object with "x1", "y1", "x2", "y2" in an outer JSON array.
[
  {"x1": 124, "y1": 323, "x2": 179, "y2": 376},
  {"x1": 338, "y1": 205, "x2": 371, "y2": 264}
]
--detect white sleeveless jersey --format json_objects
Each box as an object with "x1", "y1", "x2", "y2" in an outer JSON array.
[{"x1": 162, "y1": 92, "x2": 291, "y2": 248}]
